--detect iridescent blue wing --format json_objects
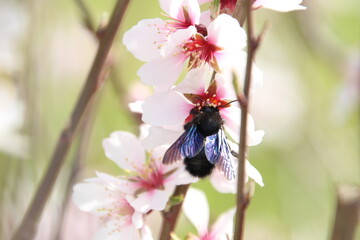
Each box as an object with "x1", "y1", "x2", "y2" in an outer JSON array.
[
  {"x1": 163, "y1": 124, "x2": 204, "y2": 165},
  {"x1": 205, "y1": 129, "x2": 235, "y2": 180},
  {"x1": 204, "y1": 133, "x2": 219, "y2": 164},
  {"x1": 180, "y1": 124, "x2": 204, "y2": 158}
]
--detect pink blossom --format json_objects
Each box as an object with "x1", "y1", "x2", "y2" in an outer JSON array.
[
  {"x1": 142, "y1": 67, "x2": 264, "y2": 145},
  {"x1": 127, "y1": 12, "x2": 246, "y2": 91},
  {"x1": 182, "y1": 188, "x2": 236, "y2": 240},
  {"x1": 123, "y1": 0, "x2": 201, "y2": 63},
  {"x1": 72, "y1": 173, "x2": 152, "y2": 240},
  {"x1": 102, "y1": 131, "x2": 195, "y2": 213}
]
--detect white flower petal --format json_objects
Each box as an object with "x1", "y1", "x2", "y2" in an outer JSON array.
[
  {"x1": 140, "y1": 225, "x2": 154, "y2": 240},
  {"x1": 131, "y1": 190, "x2": 171, "y2": 212},
  {"x1": 102, "y1": 131, "x2": 146, "y2": 171},
  {"x1": 210, "y1": 168, "x2": 236, "y2": 194},
  {"x1": 219, "y1": 51, "x2": 263, "y2": 93},
  {"x1": 183, "y1": 188, "x2": 210, "y2": 233},
  {"x1": 160, "y1": 0, "x2": 200, "y2": 24},
  {"x1": 166, "y1": 164, "x2": 198, "y2": 186},
  {"x1": 142, "y1": 91, "x2": 192, "y2": 126},
  {"x1": 164, "y1": 26, "x2": 196, "y2": 56},
  {"x1": 123, "y1": 18, "x2": 167, "y2": 62},
  {"x1": 137, "y1": 54, "x2": 185, "y2": 91},
  {"x1": 95, "y1": 172, "x2": 135, "y2": 194},
  {"x1": 199, "y1": 10, "x2": 211, "y2": 27},
  {"x1": 174, "y1": 65, "x2": 212, "y2": 94},
  {"x1": 142, "y1": 126, "x2": 183, "y2": 149},
  {"x1": 207, "y1": 14, "x2": 246, "y2": 51},
  {"x1": 211, "y1": 207, "x2": 236, "y2": 239},
  {"x1": 222, "y1": 109, "x2": 264, "y2": 146},
  {"x1": 210, "y1": 158, "x2": 264, "y2": 193},
  {"x1": 246, "y1": 160, "x2": 264, "y2": 187},
  {"x1": 128, "y1": 100, "x2": 143, "y2": 114},
  {"x1": 132, "y1": 211, "x2": 144, "y2": 229},
  {"x1": 93, "y1": 219, "x2": 140, "y2": 240},
  {"x1": 72, "y1": 182, "x2": 112, "y2": 215}
]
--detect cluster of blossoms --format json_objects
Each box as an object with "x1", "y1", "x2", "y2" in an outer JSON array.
[{"x1": 73, "y1": 0, "x2": 305, "y2": 239}]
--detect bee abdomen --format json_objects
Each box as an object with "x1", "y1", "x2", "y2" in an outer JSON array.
[{"x1": 184, "y1": 148, "x2": 215, "y2": 178}]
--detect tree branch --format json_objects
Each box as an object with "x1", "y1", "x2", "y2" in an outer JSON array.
[
  {"x1": 11, "y1": 1, "x2": 130, "y2": 239},
  {"x1": 233, "y1": 0, "x2": 263, "y2": 239},
  {"x1": 159, "y1": 184, "x2": 190, "y2": 240}
]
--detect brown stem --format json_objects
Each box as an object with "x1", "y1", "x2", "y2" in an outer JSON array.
[
  {"x1": 330, "y1": 185, "x2": 360, "y2": 240},
  {"x1": 233, "y1": 0, "x2": 260, "y2": 239},
  {"x1": 54, "y1": 95, "x2": 100, "y2": 240},
  {"x1": 11, "y1": 1, "x2": 130, "y2": 239},
  {"x1": 232, "y1": 0, "x2": 249, "y2": 26},
  {"x1": 159, "y1": 184, "x2": 190, "y2": 240}
]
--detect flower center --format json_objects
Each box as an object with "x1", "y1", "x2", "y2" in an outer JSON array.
[
  {"x1": 183, "y1": 34, "x2": 223, "y2": 71},
  {"x1": 132, "y1": 159, "x2": 165, "y2": 192}
]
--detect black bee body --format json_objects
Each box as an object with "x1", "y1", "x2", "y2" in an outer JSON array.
[
  {"x1": 190, "y1": 106, "x2": 223, "y2": 137},
  {"x1": 163, "y1": 106, "x2": 235, "y2": 180},
  {"x1": 184, "y1": 148, "x2": 214, "y2": 178}
]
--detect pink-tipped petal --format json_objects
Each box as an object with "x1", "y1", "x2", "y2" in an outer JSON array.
[
  {"x1": 207, "y1": 14, "x2": 246, "y2": 50},
  {"x1": 142, "y1": 91, "x2": 192, "y2": 126},
  {"x1": 174, "y1": 66, "x2": 212, "y2": 94},
  {"x1": 183, "y1": 188, "x2": 210, "y2": 234},
  {"x1": 123, "y1": 18, "x2": 167, "y2": 62},
  {"x1": 142, "y1": 126, "x2": 183, "y2": 149},
  {"x1": 137, "y1": 54, "x2": 185, "y2": 91},
  {"x1": 72, "y1": 183, "x2": 112, "y2": 216},
  {"x1": 93, "y1": 219, "x2": 141, "y2": 240},
  {"x1": 130, "y1": 189, "x2": 172, "y2": 213},
  {"x1": 160, "y1": 0, "x2": 201, "y2": 25},
  {"x1": 102, "y1": 131, "x2": 146, "y2": 171},
  {"x1": 211, "y1": 207, "x2": 236, "y2": 238}
]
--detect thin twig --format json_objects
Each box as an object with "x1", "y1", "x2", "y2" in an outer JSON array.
[
  {"x1": 74, "y1": 0, "x2": 96, "y2": 32},
  {"x1": 11, "y1": 1, "x2": 130, "y2": 239},
  {"x1": 233, "y1": 0, "x2": 263, "y2": 239},
  {"x1": 159, "y1": 184, "x2": 190, "y2": 240},
  {"x1": 54, "y1": 95, "x2": 100, "y2": 240}
]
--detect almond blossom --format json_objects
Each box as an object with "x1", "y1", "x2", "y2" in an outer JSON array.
[
  {"x1": 123, "y1": 0, "x2": 201, "y2": 63},
  {"x1": 72, "y1": 131, "x2": 196, "y2": 239},
  {"x1": 182, "y1": 187, "x2": 236, "y2": 240},
  {"x1": 142, "y1": 67, "x2": 264, "y2": 146},
  {"x1": 72, "y1": 172, "x2": 153, "y2": 240},
  {"x1": 124, "y1": 6, "x2": 247, "y2": 91},
  {"x1": 101, "y1": 131, "x2": 195, "y2": 213}
]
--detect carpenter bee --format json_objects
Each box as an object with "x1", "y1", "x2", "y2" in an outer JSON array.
[{"x1": 162, "y1": 102, "x2": 236, "y2": 180}]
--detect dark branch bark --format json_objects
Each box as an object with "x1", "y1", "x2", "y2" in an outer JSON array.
[{"x1": 159, "y1": 184, "x2": 190, "y2": 240}]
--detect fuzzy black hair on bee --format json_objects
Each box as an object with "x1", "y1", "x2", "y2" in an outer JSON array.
[{"x1": 162, "y1": 106, "x2": 235, "y2": 180}]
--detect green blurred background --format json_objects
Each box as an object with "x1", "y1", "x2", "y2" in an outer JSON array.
[{"x1": 0, "y1": 0, "x2": 359, "y2": 239}]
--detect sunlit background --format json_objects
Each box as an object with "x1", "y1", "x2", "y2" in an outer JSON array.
[{"x1": 1, "y1": 0, "x2": 359, "y2": 239}]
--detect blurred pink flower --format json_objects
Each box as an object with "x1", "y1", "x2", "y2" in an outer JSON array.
[{"x1": 182, "y1": 188, "x2": 236, "y2": 240}]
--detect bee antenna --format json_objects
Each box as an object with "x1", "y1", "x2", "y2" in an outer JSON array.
[{"x1": 219, "y1": 99, "x2": 238, "y2": 108}]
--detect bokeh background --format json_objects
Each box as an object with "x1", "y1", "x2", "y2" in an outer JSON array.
[{"x1": 1, "y1": 0, "x2": 359, "y2": 239}]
